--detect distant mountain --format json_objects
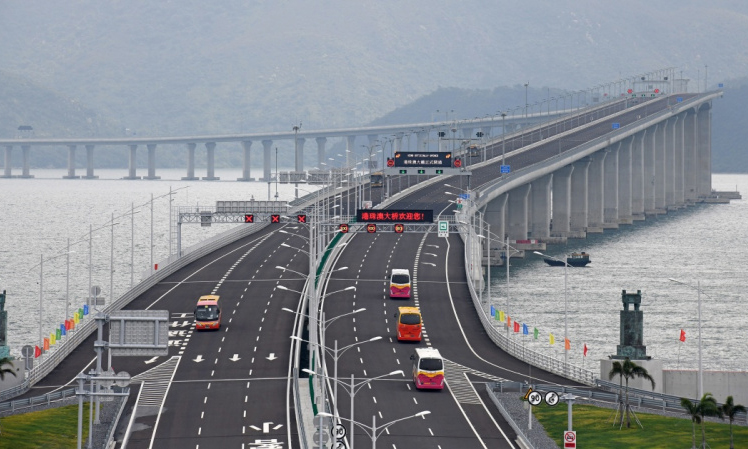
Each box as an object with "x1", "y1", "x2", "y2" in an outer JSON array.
[{"x1": 1, "y1": 0, "x2": 748, "y2": 141}]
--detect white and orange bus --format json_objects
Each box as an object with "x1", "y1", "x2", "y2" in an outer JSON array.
[
  {"x1": 395, "y1": 306, "x2": 422, "y2": 342},
  {"x1": 389, "y1": 269, "x2": 411, "y2": 299},
  {"x1": 194, "y1": 295, "x2": 222, "y2": 330},
  {"x1": 411, "y1": 347, "x2": 444, "y2": 390}
]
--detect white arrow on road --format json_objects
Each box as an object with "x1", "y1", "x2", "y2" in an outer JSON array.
[
  {"x1": 422, "y1": 262, "x2": 436, "y2": 267},
  {"x1": 193, "y1": 355, "x2": 204, "y2": 363},
  {"x1": 249, "y1": 422, "x2": 284, "y2": 433},
  {"x1": 144, "y1": 357, "x2": 159, "y2": 364},
  {"x1": 229, "y1": 354, "x2": 241, "y2": 362},
  {"x1": 424, "y1": 253, "x2": 438, "y2": 257},
  {"x1": 266, "y1": 353, "x2": 277, "y2": 361}
]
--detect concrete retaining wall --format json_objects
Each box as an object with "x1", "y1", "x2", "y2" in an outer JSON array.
[{"x1": 663, "y1": 370, "x2": 748, "y2": 405}]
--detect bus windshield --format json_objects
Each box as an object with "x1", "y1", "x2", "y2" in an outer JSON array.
[
  {"x1": 195, "y1": 305, "x2": 220, "y2": 321},
  {"x1": 400, "y1": 313, "x2": 421, "y2": 325},
  {"x1": 419, "y1": 358, "x2": 443, "y2": 371},
  {"x1": 391, "y1": 274, "x2": 410, "y2": 285}
]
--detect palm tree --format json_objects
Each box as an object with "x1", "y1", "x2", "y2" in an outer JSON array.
[
  {"x1": 681, "y1": 397, "x2": 701, "y2": 449},
  {"x1": 607, "y1": 357, "x2": 656, "y2": 428},
  {"x1": 720, "y1": 395, "x2": 745, "y2": 449},
  {"x1": 0, "y1": 357, "x2": 16, "y2": 381},
  {"x1": 696, "y1": 393, "x2": 722, "y2": 449}
]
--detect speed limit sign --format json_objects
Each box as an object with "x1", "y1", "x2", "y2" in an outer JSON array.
[{"x1": 563, "y1": 430, "x2": 576, "y2": 448}]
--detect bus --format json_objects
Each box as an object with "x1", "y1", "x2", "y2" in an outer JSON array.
[
  {"x1": 389, "y1": 269, "x2": 411, "y2": 299},
  {"x1": 370, "y1": 171, "x2": 384, "y2": 187},
  {"x1": 194, "y1": 295, "x2": 221, "y2": 330},
  {"x1": 410, "y1": 347, "x2": 444, "y2": 390},
  {"x1": 395, "y1": 306, "x2": 422, "y2": 342}
]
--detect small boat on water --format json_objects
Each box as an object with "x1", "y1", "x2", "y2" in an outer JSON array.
[{"x1": 543, "y1": 252, "x2": 591, "y2": 267}]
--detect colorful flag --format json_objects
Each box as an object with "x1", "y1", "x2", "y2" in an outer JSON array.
[
  {"x1": 83, "y1": 304, "x2": 89, "y2": 316},
  {"x1": 507, "y1": 316, "x2": 512, "y2": 328},
  {"x1": 679, "y1": 329, "x2": 686, "y2": 342},
  {"x1": 584, "y1": 344, "x2": 588, "y2": 357},
  {"x1": 78, "y1": 308, "x2": 83, "y2": 319},
  {"x1": 50, "y1": 333, "x2": 56, "y2": 345},
  {"x1": 35, "y1": 345, "x2": 41, "y2": 358},
  {"x1": 43, "y1": 338, "x2": 50, "y2": 351},
  {"x1": 74, "y1": 314, "x2": 80, "y2": 324},
  {"x1": 70, "y1": 319, "x2": 75, "y2": 330},
  {"x1": 533, "y1": 327, "x2": 539, "y2": 340},
  {"x1": 490, "y1": 305, "x2": 495, "y2": 316},
  {"x1": 56, "y1": 328, "x2": 62, "y2": 340},
  {"x1": 522, "y1": 323, "x2": 529, "y2": 335},
  {"x1": 499, "y1": 311, "x2": 505, "y2": 322},
  {"x1": 565, "y1": 338, "x2": 571, "y2": 351},
  {"x1": 60, "y1": 324, "x2": 67, "y2": 336},
  {"x1": 549, "y1": 333, "x2": 555, "y2": 345},
  {"x1": 514, "y1": 321, "x2": 520, "y2": 333},
  {"x1": 65, "y1": 319, "x2": 71, "y2": 330}
]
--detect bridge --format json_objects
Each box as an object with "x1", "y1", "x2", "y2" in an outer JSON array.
[{"x1": 1, "y1": 83, "x2": 736, "y2": 448}]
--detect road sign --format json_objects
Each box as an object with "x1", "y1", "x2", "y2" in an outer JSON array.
[
  {"x1": 719, "y1": 83, "x2": 724, "y2": 88},
  {"x1": 332, "y1": 424, "x2": 346, "y2": 439},
  {"x1": 90, "y1": 285, "x2": 101, "y2": 297},
  {"x1": 612, "y1": 123, "x2": 620, "y2": 129},
  {"x1": 394, "y1": 151, "x2": 452, "y2": 167},
  {"x1": 297, "y1": 214, "x2": 306, "y2": 223},
  {"x1": 527, "y1": 390, "x2": 543, "y2": 406},
  {"x1": 109, "y1": 310, "x2": 169, "y2": 357},
  {"x1": 438, "y1": 220, "x2": 449, "y2": 238},
  {"x1": 339, "y1": 223, "x2": 349, "y2": 233},
  {"x1": 386, "y1": 158, "x2": 395, "y2": 167},
  {"x1": 21, "y1": 345, "x2": 34, "y2": 358},
  {"x1": 270, "y1": 214, "x2": 280, "y2": 223},
  {"x1": 244, "y1": 214, "x2": 254, "y2": 223},
  {"x1": 453, "y1": 158, "x2": 462, "y2": 168},
  {"x1": 545, "y1": 391, "x2": 560, "y2": 406},
  {"x1": 366, "y1": 223, "x2": 377, "y2": 233},
  {"x1": 677, "y1": 97, "x2": 683, "y2": 102},
  {"x1": 564, "y1": 430, "x2": 576, "y2": 448},
  {"x1": 500, "y1": 165, "x2": 511, "y2": 174},
  {"x1": 394, "y1": 223, "x2": 404, "y2": 233},
  {"x1": 313, "y1": 428, "x2": 330, "y2": 445}
]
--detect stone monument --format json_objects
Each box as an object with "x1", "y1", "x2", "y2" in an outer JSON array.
[
  {"x1": 600, "y1": 289, "x2": 662, "y2": 392},
  {"x1": 611, "y1": 289, "x2": 650, "y2": 360},
  {"x1": 0, "y1": 290, "x2": 9, "y2": 358}
]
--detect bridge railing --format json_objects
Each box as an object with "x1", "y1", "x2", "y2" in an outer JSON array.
[
  {"x1": 458, "y1": 218, "x2": 597, "y2": 386},
  {"x1": 8, "y1": 220, "x2": 269, "y2": 400}
]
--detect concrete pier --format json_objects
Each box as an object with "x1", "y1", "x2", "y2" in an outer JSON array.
[
  {"x1": 237, "y1": 141, "x2": 254, "y2": 181},
  {"x1": 124, "y1": 144, "x2": 141, "y2": 180},
  {"x1": 202, "y1": 142, "x2": 220, "y2": 180},
  {"x1": 182, "y1": 143, "x2": 199, "y2": 180},
  {"x1": 63, "y1": 145, "x2": 80, "y2": 179},
  {"x1": 144, "y1": 144, "x2": 160, "y2": 180}
]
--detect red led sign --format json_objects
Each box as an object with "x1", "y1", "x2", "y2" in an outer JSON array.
[
  {"x1": 356, "y1": 210, "x2": 433, "y2": 223},
  {"x1": 244, "y1": 214, "x2": 254, "y2": 223}
]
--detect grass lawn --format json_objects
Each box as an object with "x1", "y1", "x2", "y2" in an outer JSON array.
[
  {"x1": 0, "y1": 403, "x2": 89, "y2": 449},
  {"x1": 532, "y1": 403, "x2": 748, "y2": 448}
]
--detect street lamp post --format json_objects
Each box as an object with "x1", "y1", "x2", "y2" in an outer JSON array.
[
  {"x1": 318, "y1": 410, "x2": 430, "y2": 449},
  {"x1": 293, "y1": 122, "x2": 302, "y2": 199},
  {"x1": 501, "y1": 113, "x2": 507, "y2": 173},
  {"x1": 534, "y1": 251, "x2": 569, "y2": 375},
  {"x1": 668, "y1": 278, "x2": 705, "y2": 398}
]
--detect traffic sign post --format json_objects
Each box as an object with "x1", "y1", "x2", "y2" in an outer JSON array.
[
  {"x1": 438, "y1": 221, "x2": 449, "y2": 238},
  {"x1": 563, "y1": 430, "x2": 576, "y2": 448},
  {"x1": 500, "y1": 165, "x2": 511, "y2": 174}
]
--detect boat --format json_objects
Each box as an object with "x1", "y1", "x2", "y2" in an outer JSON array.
[{"x1": 543, "y1": 252, "x2": 591, "y2": 267}]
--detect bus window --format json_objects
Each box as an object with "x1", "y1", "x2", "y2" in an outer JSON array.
[
  {"x1": 411, "y1": 348, "x2": 444, "y2": 390},
  {"x1": 389, "y1": 269, "x2": 411, "y2": 299},
  {"x1": 370, "y1": 171, "x2": 384, "y2": 188},
  {"x1": 195, "y1": 295, "x2": 221, "y2": 330},
  {"x1": 396, "y1": 306, "x2": 422, "y2": 342}
]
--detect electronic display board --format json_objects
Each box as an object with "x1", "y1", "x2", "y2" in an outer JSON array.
[
  {"x1": 357, "y1": 210, "x2": 433, "y2": 223},
  {"x1": 393, "y1": 152, "x2": 452, "y2": 168}
]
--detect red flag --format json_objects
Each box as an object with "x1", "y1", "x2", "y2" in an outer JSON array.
[
  {"x1": 514, "y1": 321, "x2": 520, "y2": 333},
  {"x1": 564, "y1": 338, "x2": 571, "y2": 351},
  {"x1": 679, "y1": 329, "x2": 686, "y2": 342},
  {"x1": 34, "y1": 345, "x2": 41, "y2": 358},
  {"x1": 65, "y1": 319, "x2": 71, "y2": 330},
  {"x1": 583, "y1": 344, "x2": 588, "y2": 357}
]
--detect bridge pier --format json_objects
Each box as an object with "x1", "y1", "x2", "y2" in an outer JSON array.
[
  {"x1": 124, "y1": 144, "x2": 141, "y2": 179},
  {"x1": 697, "y1": 105, "x2": 712, "y2": 198},
  {"x1": 202, "y1": 142, "x2": 220, "y2": 180},
  {"x1": 63, "y1": 145, "x2": 80, "y2": 179},
  {"x1": 684, "y1": 111, "x2": 698, "y2": 204},
  {"x1": 507, "y1": 184, "x2": 530, "y2": 241},
  {"x1": 315, "y1": 137, "x2": 327, "y2": 170},
  {"x1": 293, "y1": 138, "x2": 306, "y2": 182},
  {"x1": 182, "y1": 143, "x2": 199, "y2": 180},
  {"x1": 654, "y1": 122, "x2": 667, "y2": 211},
  {"x1": 144, "y1": 144, "x2": 160, "y2": 180},
  {"x1": 416, "y1": 131, "x2": 428, "y2": 151},
  {"x1": 618, "y1": 137, "x2": 634, "y2": 224},
  {"x1": 261, "y1": 140, "x2": 273, "y2": 181},
  {"x1": 238, "y1": 141, "x2": 254, "y2": 181},
  {"x1": 21, "y1": 145, "x2": 33, "y2": 178},
  {"x1": 665, "y1": 117, "x2": 678, "y2": 209},
  {"x1": 569, "y1": 158, "x2": 590, "y2": 238},
  {"x1": 484, "y1": 193, "x2": 507, "y2": 252},
  {"x1": 631, "y1": 131, "x2": 645, "y2": 219},
  {"x1": 673, "y1": 114, "x2": 686, "y2": 207},
  {"x1": 643, "y1": 125, "x2": 657, "y2": 214},
  {"x1": 529, "y1": 174, "x2": 552, "y2": 240},
  {"x1": 84, "y1": 144, "x2": 98, "y2": 179},
  {"x1": 587, "y1": 151, "x2": 606, "y2": 232},
  {"x1": 603, "y1": 143, "x2": 620, "y2": 228},
  {"x1": 345, "y1": 135, "x2": 356, "y2": 168},
  {"x1": 550, "y1": 165, "x2": 574, "y2": 240},
  {"x1": 2, "y1": 145, "x2": 11, "y2": 178}
]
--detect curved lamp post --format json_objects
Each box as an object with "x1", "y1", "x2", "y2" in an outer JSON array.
[{"x1": 318, "y1": 410, "x2": 430, "y2": 449}]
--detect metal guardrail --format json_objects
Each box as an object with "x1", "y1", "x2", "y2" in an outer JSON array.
[
  {"x1": 459, "y1": 224, "x2": 597, "y2": 386},
  {"x1": 3, "y1": 220, "x2": 268, "y2": 402},
  {"x1": 485, "y1": 384, "x2": 537, "y2": 449},
  {"x1": 0, "y1": 387, "x2": 76, "y2": 415}
]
